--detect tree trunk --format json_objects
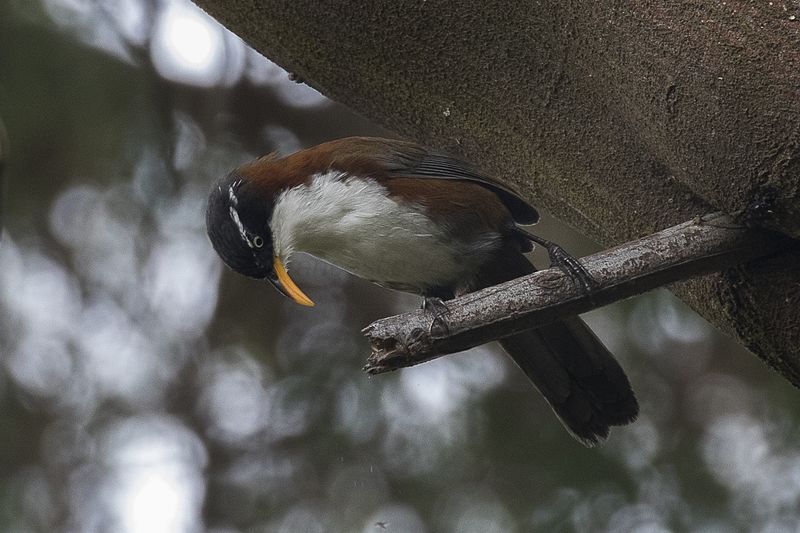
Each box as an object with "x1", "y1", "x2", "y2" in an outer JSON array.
[{"x1": 192, "y1": 0, "x2": 800, "y2": 385}]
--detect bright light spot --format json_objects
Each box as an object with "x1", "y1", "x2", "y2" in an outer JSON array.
[
  {"x1": 166, "y1": 14, "x2": 214, "y2": 67},
  {"x1": 125, "y1": 472, "x2": 185, "y2": 533},
  {"x1": 151, "y1": 0, "x2": 226, "y2": 87},
  {"x1": 102, "y1": 417, "x2": 207, "y2": 533}
]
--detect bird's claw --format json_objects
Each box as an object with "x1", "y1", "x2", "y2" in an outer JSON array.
[
  {"x1": 545, "y1": 243, "x2": 597, "y2": 294},
  {"x1": 422, "y1": 297, "x2": 450, "y2": 336},
  {"x1": 518, "y1": 228, "x2": 597, "y2": 294}
]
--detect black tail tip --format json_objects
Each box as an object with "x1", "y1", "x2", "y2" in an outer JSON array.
[{"x1": 565, "y1": 397, "x2": 640, "y2": 447}]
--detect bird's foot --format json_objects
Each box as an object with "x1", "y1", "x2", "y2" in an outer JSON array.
[
  {"x1": 519, "y1": 229, "x2": 597, "y2": 294},
  {"x1": 544, "y1": 242, "x2": 597, "y2": 294},
  {"x1": 422, "y1": 297, "x2": 450, "y2": 336}
]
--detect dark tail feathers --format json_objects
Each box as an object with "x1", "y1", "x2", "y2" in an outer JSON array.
[{"x1": 481, "y1": 251, "x2": 638, "y2": 446}]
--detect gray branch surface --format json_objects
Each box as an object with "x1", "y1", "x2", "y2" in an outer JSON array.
[
  {"x1": 191, "y1": 0, "x2": 800, "y2": 386},
  {"x1": 363, "y1": 213, "x2": 790, "y2": 373}
]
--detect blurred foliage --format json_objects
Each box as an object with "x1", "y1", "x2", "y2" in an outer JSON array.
[{"x1": 1, "y1": 1, "x2": 800, "y2": 532}]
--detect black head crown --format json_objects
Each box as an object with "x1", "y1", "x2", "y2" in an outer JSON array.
[{"x1": 206, "y1": 172, "x2": 275, "y2": 279}]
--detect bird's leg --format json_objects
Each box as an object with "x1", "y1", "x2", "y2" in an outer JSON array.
[
  {"x1": 421, "y1": 296, "x2": 451, "y2": 336},
  {"x1": 517, "y1": 228, "x2": 597, "y2": 293}
]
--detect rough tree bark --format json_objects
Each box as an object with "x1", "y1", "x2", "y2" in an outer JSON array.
[{"x1": 192, "y1": 1, "x2": 800, "y2": 384}]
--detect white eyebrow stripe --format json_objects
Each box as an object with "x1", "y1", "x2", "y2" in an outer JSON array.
[
  {"x1": 229, "y1": 205, "x2": 253, "y2": 248},
  {"x1": 228, "y1": 184, "x2": 239, "y2": 206}
]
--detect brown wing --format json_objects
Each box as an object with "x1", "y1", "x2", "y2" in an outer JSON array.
[{"x1": 325, "y1": 137, "x2": 539, "y2": 225}]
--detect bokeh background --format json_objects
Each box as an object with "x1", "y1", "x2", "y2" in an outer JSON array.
[{"x1": 1, "y1": 1, "x2": 799, "y2": 531}]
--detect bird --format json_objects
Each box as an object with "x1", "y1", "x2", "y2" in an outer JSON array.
[{"x1": 205, "y1": 136, "x2": 638, "y2": 446}]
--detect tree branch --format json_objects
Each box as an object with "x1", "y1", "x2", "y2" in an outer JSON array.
[{"x1": 363, "y1": 213, "x2": 792, "y2": 374}]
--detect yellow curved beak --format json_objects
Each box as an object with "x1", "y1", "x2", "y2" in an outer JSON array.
[{"x1": 272, "y1": 257, "x2": 315, "y2": 307}]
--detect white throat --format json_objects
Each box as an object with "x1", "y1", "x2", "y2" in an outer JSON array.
[{"x1": 269, "y1": 171, "x2": 499, "y2": 292}]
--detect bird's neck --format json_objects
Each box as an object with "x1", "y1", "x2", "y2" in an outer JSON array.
[{"x1": 270, "y1": 170, "x2": 401, "y2": 264}]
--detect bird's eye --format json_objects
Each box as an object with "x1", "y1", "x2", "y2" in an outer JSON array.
[{"x1": 252, "y1": 235, "x2": 264, "y2": 248}]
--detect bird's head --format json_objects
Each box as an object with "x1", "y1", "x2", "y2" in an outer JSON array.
[{"x1": 205, "y1": 169, "x2": 315, "y2": 307}]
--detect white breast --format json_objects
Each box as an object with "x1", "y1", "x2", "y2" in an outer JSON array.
[{"x1": 270, "y1": 171, "x2": 500, "y2": 293}]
